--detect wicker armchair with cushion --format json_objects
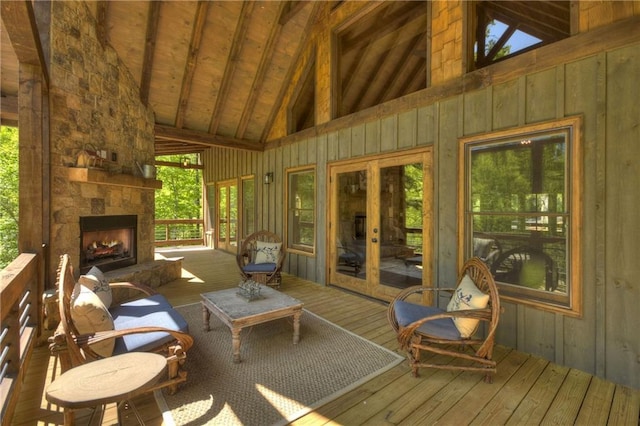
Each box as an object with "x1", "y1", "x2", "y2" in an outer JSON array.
[
  {"x1": 388, "y1": 257, "x2": 500, "y2": 382},
  {"x1": 49, "y1": 254, "x2": 193, "y2": 395},
  {"x1": 237, "y1": 230, "x2": 286, "y2": 288}
]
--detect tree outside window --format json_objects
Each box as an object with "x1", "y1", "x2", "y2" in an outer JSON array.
[
  {"x1": 286, "y1": 167, "x2": 315, "y2": 255},
  {"x1": 459, "y1": 117, "x2": 582, "y2": 316}
]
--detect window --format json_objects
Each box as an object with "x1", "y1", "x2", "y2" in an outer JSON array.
[
  {"x1": 286, "y1": 167, "x2": 315, "y2": 255},
  {"x1": 459, "y1": 117, "x2": 582, "y2": 316},
  {"x1": 471, "y1": 1, "x2": 570, "y2": 69}
]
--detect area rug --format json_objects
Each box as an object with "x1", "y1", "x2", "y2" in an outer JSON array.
[{"x1": 156, "y1": 302, "x2": 403, "y2": 426}]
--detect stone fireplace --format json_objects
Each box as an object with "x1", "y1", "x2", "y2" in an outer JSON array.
[{"x1": 79, "y1": 215, "x2": 138, "y2": 274}]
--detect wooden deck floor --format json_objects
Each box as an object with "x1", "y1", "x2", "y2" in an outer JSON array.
[{"x1": 11, "y1": 247, "x2": 640, "y2": 425}]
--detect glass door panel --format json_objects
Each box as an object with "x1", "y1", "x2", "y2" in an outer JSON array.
[
  {"x1": 378, "y1": 162, "x2": 424, "y2": 289},
  {"x1": 216, "y1": 180, "x2": 238, "y2": 253}
]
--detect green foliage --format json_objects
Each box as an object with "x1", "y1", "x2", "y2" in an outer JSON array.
[
  {"x1": 0, "y1": 126, "x2": 19, "y2": 268},
  {"x1": 155, "y1": 154, "x2": 202, "y2": 219}
]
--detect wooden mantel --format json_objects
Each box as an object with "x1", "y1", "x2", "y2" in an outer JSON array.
[{"x1": 65, "y1": 167, "x2": 162, "y2": 189}]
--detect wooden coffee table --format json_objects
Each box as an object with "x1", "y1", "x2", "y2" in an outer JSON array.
[{"x1": 201, "y1": 286, "x2": 303, "y2": 363}]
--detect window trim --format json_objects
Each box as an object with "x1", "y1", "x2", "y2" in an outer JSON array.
[
  {"x1": 285, "y1": 165, "x2": 316, "y2": 257},
  {"x1": 458, "y1": 116, "x2": 583, "y2": 317}
]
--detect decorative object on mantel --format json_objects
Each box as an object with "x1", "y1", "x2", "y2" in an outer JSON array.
[
  {"x1": 236, "y1": 279, "x2": 263, "y2": 301},
  {"x1": 135, "y1": 160, "x2": 156, "y2": 179},
  {"x1": 75, "y1": 144, "x2": 105, "y2": 169}
]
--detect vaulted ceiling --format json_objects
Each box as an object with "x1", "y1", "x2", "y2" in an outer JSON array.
[{"x1": 1, "y1": 1, "x2": 569, "y2": 156}]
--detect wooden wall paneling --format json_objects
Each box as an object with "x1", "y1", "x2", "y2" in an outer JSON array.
[
  {"x1": 521, "y1": 307, "x2": 557, "y2": 361},
  {"x1": 351, "y1": 123, "x2": 365, "y2": 158},
  {"x1": 398, "y1": 109, "x2": 417, "y2": 149},
  {"x1": 462, "y1": 89, "x2": 489, "y2": 136},
  {"x1": 316, "y1": 133, "x2": 328, "y2": 284},
  {"x1": 436, "y1": 97, "x2": 460, "y2": 297},
  {"x1": 275, "y1": 150, "x2": 284, "y2": 235},
  {"x1": 562, "y1": 55, "x2": 599, "y2": 374},
  {"x1": 380, "y1": 114, "x2": 398, "y2": 152},
  {"x1": 289, "y1": 141, "x2": 299, "y2": 167},
  {"x1": 338, "y1": 127, "x2": 351, "y2": 159},
  {"x1": 604, "y1": 44, "x2": 640, "y2": 386},
  {"x1": 496, "y1": 301, "x2": 519, "y2": 349},
  {"x1": 298, "y1": 138, "x2": 308, "y2": 165},
  {"x1": 417, "y1": 104, "x2": 435, "y2": 146},
  {"x1": 327, "y1": 130, "x2": 339, "y2": 162},
  {"x1": 492, "y1": 79, "x2": 520, "y2": 130},
  {"x1": 307, "y1": 135, "x2": 317, "y2": 165},
  {"x1": 525, "y1": 68, "x2": 558, "y2": 123},
  {"x1": 365, "y1": 119, "x2": 381, "y2": 154}
]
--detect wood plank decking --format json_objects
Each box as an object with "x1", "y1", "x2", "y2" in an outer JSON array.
[{"x1": 11, "y1": 247, "x2": 640, "y2": 425}]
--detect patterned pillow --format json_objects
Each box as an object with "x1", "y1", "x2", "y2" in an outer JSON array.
[
  {"x1": 254, "y1": 241, "x2": 282, "y2": 264},
  {"x1": 446, "y1": 274, "x2": 490, "y2": 338},
  {"x1": 71, "y1": 283, "x2": 115, "y2": 357},
  {"x1": 79, "y1": 266, "x2": 112, "y2": 308}
]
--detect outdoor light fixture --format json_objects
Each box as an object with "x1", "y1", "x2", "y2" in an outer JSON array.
[
  {"x1": 264, "y1": 172, "x2": 274, "y2": 184},
  {"x1": 182, "y1": 157, "x2": 191, "y2": 167}
]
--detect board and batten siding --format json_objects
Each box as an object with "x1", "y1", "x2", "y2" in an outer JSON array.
[{"x1": 203, "y1": 41, "x2": 640, "y2": 389}]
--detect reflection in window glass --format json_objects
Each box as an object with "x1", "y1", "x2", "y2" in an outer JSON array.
[
  {"x1": 461, "y1": 118, "x2": 582, "y2": 315},
  {"x1": 287, "y1": 168, "x2": 315, "y2": 253}
]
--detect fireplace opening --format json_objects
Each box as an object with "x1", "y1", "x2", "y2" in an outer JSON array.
[{"x1": 79, "y1": 215, "x2": 137, "y2": 274}]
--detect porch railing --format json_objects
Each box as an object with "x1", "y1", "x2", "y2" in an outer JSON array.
[
  {"x1": 0, "y1": 253, "x2": 40, "y2": 425},
  {"x1": 154, "y1": 219, "x2": 204, "y2": 247}
]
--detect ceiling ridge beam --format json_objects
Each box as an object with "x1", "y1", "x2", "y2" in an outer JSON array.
[
  {"x1": 175, "y1": 1, "x2": 209, "y2": 129},
  {"x1": 155, "y1": 124, "x2": 263, "y2": 152},
  {"x1": 235, "y1": 2, "x2": 287, "y2": 140},
  {"x1": 208, "y1": 1, "x2": 255, "y2": 135},
  {"x1": 139, "y1": 1, "x2": 161, "y2": 106}
]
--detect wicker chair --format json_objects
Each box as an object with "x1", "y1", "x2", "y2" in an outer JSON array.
[
  {"x1": 237, "y1": 230, "x2": 286, "y2": 288},
  {"x1": 49, "y1": 254, "x2": 193, "y2": 395},
  {"x1": 388, "y1": 257, "x2": 500, "y2": 382}
]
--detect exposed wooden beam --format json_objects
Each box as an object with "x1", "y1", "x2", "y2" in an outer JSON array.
[
  {"x1": 1, "y1": 0, "x2": 49, "y2": 87},
  {"x1": 155, "y1": 160, "x2": 204, "y2": 170},
  {"x1": 261, "y1": 1, "x2": 322, "y2": 142},
  {"x1": 236, "y1": 1, "x2": 286, "y2": 139},
  {"x1": 279, "y1": 1, "x2": 306, "y2": 26},
  {"x1": 0, "y1": 95, "x2": 19, "y2": 125},
  {"x1": 175, "y1": 1, "x2": 209, "y2": 129},
  {"x1": 155, "y1": 124, "x2": 263, "y2": 152},
  {"x1": 139, "y1": 1, "x2": 161, "y2": 106},
  {"x1": 208, "y1": 1, "x2": 255, "y2": 135}
]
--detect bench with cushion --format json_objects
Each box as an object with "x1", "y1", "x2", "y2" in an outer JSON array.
[{"x1": 49, "y1": 254, "x2": 193, "y2": 394}]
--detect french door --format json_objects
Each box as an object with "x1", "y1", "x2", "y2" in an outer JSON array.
[
  {"x1": 328, "y1": 149, "x2": 432, "y2": 301},
  {"x1": 216, "y1": 179, "x2": 238, "y2": 253}
]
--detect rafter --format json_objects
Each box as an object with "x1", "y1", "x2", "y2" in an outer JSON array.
[
  {"x1": 139, "y1": 1, "x2": 161, "y2": 106},
  {"x1": 95, "y1": 1, "x2": 109, "y2": 48},
  {"x1": 208, "y1": 1, "x2": 255, "y2": 135},
  {"x1": 236, "y1": 2, "x2": 286, "y2": 139},
  {"x1": 175, "y1": 1, "x2": 209, "y2": 129}
]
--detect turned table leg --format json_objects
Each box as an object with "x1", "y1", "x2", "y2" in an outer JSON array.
[
  {"x1": 232, "y1": 327, "x2": 242, "y2": 363},
  {"x1": 292, "y1": 310, "x2": 301, "y2": 344}
]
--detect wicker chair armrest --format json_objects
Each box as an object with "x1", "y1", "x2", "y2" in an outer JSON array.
[{"x1": 75, "y1": 326, "x2": 194, "y2": 355}]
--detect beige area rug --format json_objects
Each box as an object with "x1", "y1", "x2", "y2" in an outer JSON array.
[{"x1": 156, "y1": 302, "x2": 403, "y2": 426}]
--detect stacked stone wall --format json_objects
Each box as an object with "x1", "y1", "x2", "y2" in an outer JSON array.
[{"x1": 48, "y1": 0, "x2": 156, "y2": 282}]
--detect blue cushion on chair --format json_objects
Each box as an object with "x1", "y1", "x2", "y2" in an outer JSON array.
[
  {"x1": 394, "y1": 300, "x2": 462, "y2": 340},
  {"x1": 243, "y1": 262, "x2": 277, "y2": 273},
  {"x1": 110, "y1": 294, "x2": 189, "y2": 354}
]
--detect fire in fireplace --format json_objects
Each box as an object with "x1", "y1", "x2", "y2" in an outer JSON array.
[{"x1": 79, "y1": 215, "x2": 137, "y2": 273}]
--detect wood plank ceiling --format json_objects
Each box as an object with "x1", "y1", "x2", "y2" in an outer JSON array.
[{"x1": 1, "y1": 1, "x2": 569, "y2": 156}]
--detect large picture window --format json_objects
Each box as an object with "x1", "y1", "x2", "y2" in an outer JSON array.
[
  {"x1": 286, "y1": 167, "x2": 316, "y2": 255},
  {"x1": 459, "y1": 117, "x2": 582, "y2": 316}
]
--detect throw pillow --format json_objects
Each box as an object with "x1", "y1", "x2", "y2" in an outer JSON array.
[
  {"x1": 446, "y1": 274, "x2": 490, "y2": 338},
  {"x1": 78, "y1": 266, "x2": 112, "y2": 308},
  {"x1": 71, "y1": 283, "x2": 115, "y2": 357},
  {"x1": 254, "y1": 241, "x2": 282, "y2": 264}
]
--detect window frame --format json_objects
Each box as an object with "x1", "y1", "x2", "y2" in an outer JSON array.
[
  {"x1": 285, "y1": 166, "x2": 316, "y2": 256},
  {"x1": 458, "y1": 116, "x2": 583, "y2": 317}
]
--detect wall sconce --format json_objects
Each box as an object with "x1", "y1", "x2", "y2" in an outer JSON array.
[
  {"x1": 264, "y1": 172, "x2": 274, "y2": 184},
  {"x1": 181, "y1": 157, "x2": 191, "y2": 167}
]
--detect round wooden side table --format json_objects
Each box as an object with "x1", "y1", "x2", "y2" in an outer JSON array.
[{"x1": 46, "y1": 352, "x2": 167, "y2": 425}]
